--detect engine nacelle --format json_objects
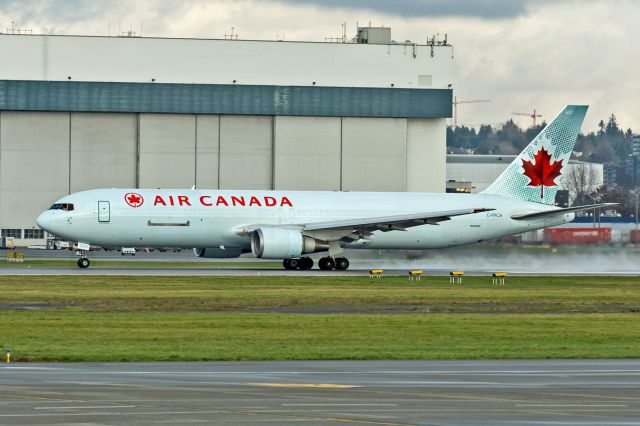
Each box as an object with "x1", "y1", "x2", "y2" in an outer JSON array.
[
  {"x1": 251, "y1": 228, "x2": 328, "y2": 259},
  {"x1": 193, "y1": 247, "x2": 243, "y2": 258}
]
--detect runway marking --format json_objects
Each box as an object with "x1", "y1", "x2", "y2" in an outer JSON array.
[
  {"x1": 34, "y1": 405, "x2": 136, "y2": 410},
  {"x1": 281, "y1": 403, "x2": 398, "y2": 407},
  {"x1": 516, "y1": 404, "x2": 628, "y2": 407},
  {"x1": 0, "y1": 393, "x2": 85, "y2": 402},
  {"x1": 248, "y1": 383, "x2": 361, "y2": 389},
  {"x1": 0, "y1": 410, "x2": 428, "y2": 425}
]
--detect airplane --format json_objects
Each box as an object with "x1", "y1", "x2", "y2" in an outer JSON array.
[{"x1": 36, "y1": 105, "x2": 612, "y2": 270}]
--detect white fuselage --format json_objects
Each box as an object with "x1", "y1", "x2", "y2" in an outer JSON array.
[{"x1": 36, "y1": 189, "x2": 574, "y2": 251}]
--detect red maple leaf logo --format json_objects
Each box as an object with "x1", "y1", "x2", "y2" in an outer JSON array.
[
  {"x1": 124, "y1": 192, "x2": 144, "y2": 208},
  {"x1": 521, "y1": 147, "x2": 563, "y2": 199}
]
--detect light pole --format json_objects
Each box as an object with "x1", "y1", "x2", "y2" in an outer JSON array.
[
  {"x1": 630, "y1": 189, "x2": 640, "y2": 230},
  {"x1": 587, "y1": 192, "x2": 602, "y2": 228}
]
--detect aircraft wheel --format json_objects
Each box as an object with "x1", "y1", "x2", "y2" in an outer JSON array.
[
  {"x1": 318, "y1": 257, "x2": 335, "y2": 270},
  {"x1": 288, "y1": 258, "x2": 300, "y2": 269},
  {"x1": 77, "y1": 257, "x2": 90, "y2": 269},
  {"x1": 335, "y1": 257, "x2": 350, "y2": 271},
  {"x1": 299, "y1": 257, "x2": 314, "y2": 270},
  {"x1": 283, "y1": 259, "x2": 294, "y2": 270}
]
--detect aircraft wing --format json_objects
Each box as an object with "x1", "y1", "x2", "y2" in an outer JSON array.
[
  {"x1": 303, "y1": 208, "x2": 494, "y2": 234},
  {"x1": 510, "y1": 203, "x2": 617, "y2": 220},
  {"x1": 236, "y1": 208, "x2": 494, "y2": 242}
]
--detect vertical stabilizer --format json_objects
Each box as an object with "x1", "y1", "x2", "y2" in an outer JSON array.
[{"x1": 482, "y1": 105, "x2": 588, "y2": 205}]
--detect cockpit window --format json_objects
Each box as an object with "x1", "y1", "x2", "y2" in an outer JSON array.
[{"x1": 49, "y1": 203, "x2": 74, "y2": 211}]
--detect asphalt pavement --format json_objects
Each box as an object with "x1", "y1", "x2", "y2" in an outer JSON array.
[{"x1": 1, "y1": 360, "x2": 639, "y2": 425}]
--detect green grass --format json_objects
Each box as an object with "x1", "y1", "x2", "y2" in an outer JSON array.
[{"x1": 1, "y1": 275, "x2": 640, "y2": 361}]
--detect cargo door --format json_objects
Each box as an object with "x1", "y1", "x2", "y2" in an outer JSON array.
[{"x1": 98, "y1": 201, "x2": 110, "y2": 223}]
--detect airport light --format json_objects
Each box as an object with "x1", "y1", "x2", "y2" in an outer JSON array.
[{"x1": 630, "y1": 188, "x2": 640, "y2": 230}]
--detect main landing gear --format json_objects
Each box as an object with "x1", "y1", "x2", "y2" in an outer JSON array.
[
  {"x1": 283, "y1": 256, "x2": 350, "y2": 271},
  {"x1": 319, "y1": 257, "x2": 349, "y2": 271},
  {"x1": 283, "y1": 256, "x2": 313, "y2": 270}
]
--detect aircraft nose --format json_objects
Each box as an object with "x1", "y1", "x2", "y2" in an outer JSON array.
[{"x1": 36, "y1": 211, "x2": 51, "y2": 231}]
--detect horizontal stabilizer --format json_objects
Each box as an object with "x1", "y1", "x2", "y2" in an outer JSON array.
[{"x1": 511, "y1": 203, "x2": 617, "y2": 220}]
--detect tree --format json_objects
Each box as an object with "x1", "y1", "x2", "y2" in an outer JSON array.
[
  {"x1": 598, "y1": 119, "x2": 605, "y2": 136},
  {"x1": 564, "y1": 163, "x2": 601, "y2": 206}
]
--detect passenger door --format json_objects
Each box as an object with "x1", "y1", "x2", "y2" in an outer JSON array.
[{"x1": 98, "y1": 201, "x2": 110, "y2": 223}]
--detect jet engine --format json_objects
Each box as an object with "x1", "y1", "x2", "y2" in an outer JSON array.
[
  {"x1": 251, "y1": 228, "x2": 328, "y2": 259},
  {"x1": 193, "y1": 247, "x2": 244, "y2": 258}
]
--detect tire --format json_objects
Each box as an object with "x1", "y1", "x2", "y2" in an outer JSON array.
[
  {"x1": 318, "y1": 257, "x2": 335, "y2": 270},
  {"x1": 283, "y1": 259, "x2": 293, "y2": 270},
  {"x1": 335, "y1": 257, "x2": 350, "y2": 271},
  {"x1": 288, "y1": 258, "x2": 300, "y2": 269},
  {"x1": 299, "y1": 257, "x2": 314, "y2": 270},
  {"x1": 77, "y1": 258, "x2": 90, "y2": 269}
]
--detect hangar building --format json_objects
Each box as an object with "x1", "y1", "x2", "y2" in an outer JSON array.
[{"x1": 0, "y1": 28, "x2": 453, "y2": 245}]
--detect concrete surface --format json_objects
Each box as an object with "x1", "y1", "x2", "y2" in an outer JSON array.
[{"x1": 1, "y1": 360, "x2": 639, "y2": 425}]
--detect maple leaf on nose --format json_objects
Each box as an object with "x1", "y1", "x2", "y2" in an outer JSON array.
[
  {"x1": 127, "y1": 194, "x2": 141, "y2": 204},
  {"x1": 521, "y1": 147, "x2": 563, "y2": 199}
]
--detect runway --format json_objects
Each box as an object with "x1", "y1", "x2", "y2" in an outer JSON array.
[
  {"x1": 3, "y1": 266, "x2": 640, "y2": 276},
  {"x1": 2, "y1": 360, "x2": 639, "y2": 425},
  {"x1": 2, "y1": 246, "x2": 640, "y2": 276}
]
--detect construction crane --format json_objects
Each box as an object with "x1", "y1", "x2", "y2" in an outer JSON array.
[
  {"x1": 452, "y1": 97, "x2": 490, "y2": 127},
  {"x1": 512, "y1": 109, "x2": 542, "y2": 127}
]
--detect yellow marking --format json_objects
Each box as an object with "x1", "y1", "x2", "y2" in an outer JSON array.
[
  {"x1": 449, "y1": 271, "x2": 464, "y2": 276},
  {"x1": 369, "y1": 269, "x2": 383, "y2": 278},
  {"x1": 247, "y1": 382, "x2": 361, "y2": 389},
  {"x1": 493, "y1": 272, "x2": 507, "y2": 277}
]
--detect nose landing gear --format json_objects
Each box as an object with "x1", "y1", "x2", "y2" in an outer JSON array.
[{"x1": 75, "y1": 245, "x2": 91, "y2": 269}]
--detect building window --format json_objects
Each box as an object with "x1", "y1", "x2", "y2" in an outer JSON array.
[
  {"x1": 1, "y1": 229, "x2": 22, "y2": 239},
  {"x1": 23, "y1": 229, "x2": 45, "y2": 239}
]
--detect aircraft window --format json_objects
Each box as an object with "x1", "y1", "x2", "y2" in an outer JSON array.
[{"x1": 49, "y1": 203, "x2": 74, "y2": 211}]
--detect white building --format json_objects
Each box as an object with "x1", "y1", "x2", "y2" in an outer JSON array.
[{"x1": 0, "y1": 28, "x2": 453, "y2": 245}]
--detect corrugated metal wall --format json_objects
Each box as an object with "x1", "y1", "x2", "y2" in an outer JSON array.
[{"x1": 0, "y1": 112, "x2": 446, "y2": 240}]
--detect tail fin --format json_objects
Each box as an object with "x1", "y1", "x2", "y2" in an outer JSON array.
[{"x1": 482, "y1": 105, "x2": 588, "y2": 205}]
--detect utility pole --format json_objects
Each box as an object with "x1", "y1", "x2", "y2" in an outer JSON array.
[
  {"x1": 512, "y1": 109, "x2": 543, "y2": 127},
  {"x1": 452, "y1": 97, "x2": 490, "y2": 128}
]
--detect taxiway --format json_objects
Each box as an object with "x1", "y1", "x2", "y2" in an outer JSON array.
[{"x1": 1, "y1": 360, "x2": 639, "y2": 425}]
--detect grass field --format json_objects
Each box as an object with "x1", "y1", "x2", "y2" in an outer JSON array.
[{"x1": 1, "y1": 275, "x2": 639, "y2": 361}]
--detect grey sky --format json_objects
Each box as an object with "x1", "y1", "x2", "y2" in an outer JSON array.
[
  {"x1": 274, "y1": 0, "x2": 531, "y2": 19},
  {"x1": 0, "y1": 0, "x2": 637, "y2": 132}
]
